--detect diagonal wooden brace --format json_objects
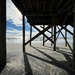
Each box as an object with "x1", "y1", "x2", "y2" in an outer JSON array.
[
  {"x1": 32, "y1": 25, "x2": 54, "y2": 43},
  {"x1": 24, "y1": 25, "x2": 54, "y2": 46},
  {"x1": 57, "y1": 26, "x2": 73, "y2": 52}
]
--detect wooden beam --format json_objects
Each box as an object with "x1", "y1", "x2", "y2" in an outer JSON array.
[
  {"x1": 73, "y1": 2, "x2": 75, "y2": 70},
  {"x1": 57, "y1": 26, "x2": 73, "y2": 52},
  {"x1": 54, "y1": 25, "x2": 56, "y2": 51},
  {"x1": 24, "y1": 25, "x2": 53, "y2": 46},
  {"x1": 21, "y1": 0, "x2": 28, "y2": 12},
  {"x1": 32, "y1": 25, "x2": 54, "y2": 43},
  {"x1": 0, "y1": 0, "x2": 6, "y2": 72},
  {"x1": 40, "y1": 26, "x2": 52, "y2": 34},
  {"x1": 43, "y1": 25, "x2": 45, "y2": 46},
  {"x1": 23, "y1": 15, "x2": 25, "y2": 51},
  {"x1": 30, "y1": 25, "x2": 32, "y2": 46},
  {"x1": 29, "y1": 0, "x2": 33, "y2": 11},
  {"x1": 44, "y1": 27, "x2": 62, "y2": 43},
  {"x1": 51, "y1": 27, "x2": 53, "y2": 46},
  {"x1": 49, "y1": 0, "x2": 54, "y2": 10},
  {"x1": 56, "y1": 31, "x2": 60, "y2": 41},
  {"x1": 55, "y1": 0, "x2": 72, "y2": 16},
  {"x1": 44, "y1": 34, "x2": 54, "y2": 43},
  {"x1": 37, "y1": 0, "x2": 39, "y2": 11},
  {"x1": 56, "y1": 0, "x2": 63, "y2": 9},
  {"x1": 59, "y1": 4, "x2": 73, "y2": 15},
  {"x1": 43, "y1": 0, "x2": 46, "y2": 12},
  {"x1": 23, "y1": 12, "x2": 58, "y2": 16},
  {"x1": 60, "y1": 25, "x2": 73, "y2": 35},
  {"x1": 65, "y1": 25, "x2": 67, "y2": 46},
  {"x1": 56, "y1": 26, "x2": 62, "y2": 41}
]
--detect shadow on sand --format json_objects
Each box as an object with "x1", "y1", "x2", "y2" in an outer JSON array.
[
  {"x1": 25, "y1": 46, "x2": 75, "y2": 75},
  {"x1": 23, "y1": 48, "x2": 33, "y2": 75},
  {"x1": 0, "y1": 66, "x2": 5, "y2": 73}
]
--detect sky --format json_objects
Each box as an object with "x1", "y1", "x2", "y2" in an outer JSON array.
[{"x1": 6, "y1": 0, "x2": 73, "y2": 39}]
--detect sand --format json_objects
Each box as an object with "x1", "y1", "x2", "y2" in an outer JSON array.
[{"x1": 0, "y1": 42, "x2": 75, "y2": 75}]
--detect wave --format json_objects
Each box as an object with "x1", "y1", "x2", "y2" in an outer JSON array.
[{"x1": 6, "y1": 36, "x2": 73, "y2": 45}]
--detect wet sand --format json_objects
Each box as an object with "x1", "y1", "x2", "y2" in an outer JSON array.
[{"x1": 0, "y1": 42, "x2": 75, "y2": 75}]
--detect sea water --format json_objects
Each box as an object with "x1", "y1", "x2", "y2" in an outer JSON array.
[{"x1": 6, "y1": 35, "x2": 73, "y2": 45}]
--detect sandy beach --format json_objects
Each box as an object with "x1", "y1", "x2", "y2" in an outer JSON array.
[{"x1": 0, "y1": 42, "x2": 75, "y2": 75}]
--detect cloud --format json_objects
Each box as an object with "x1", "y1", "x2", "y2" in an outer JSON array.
[
  {"x1": 6, "y1": 27, "x2": 38, "y2": 38},
  {"x1": 7, "y1": 0, "x2": 22, "y2": 26},
  {"x1": 6, "y1": 27, "x2": 22, "y2": 38}
]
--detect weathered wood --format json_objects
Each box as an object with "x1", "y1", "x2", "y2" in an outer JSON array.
[
  {"x1": 0, "y1": 0, "x2": 6, "y2": 72},
  {"x1": 23, "y1": 15, "x2": 25, "y2": 51},
  {"x1": 24, "y1": 25, "x2": 53, "y2": 46},
  {"x1": 30, "y1": 25, "x2": 32, "y2": 46},
  {"x1": 44, "y1": 34, "x2": 54, "y2": 43},
  {"x1": 73, "y1": 2, "x2": 75, "y2": 70},
  {"x1": 60, "y1": 25, "x2": 73, "y2": 35},
  {"x1": 32, "y1": 25, "x2": 54, "y2": 43},
  {"x1": 43, "y1": 25, "x2": 45, "y2": 46},
  {"x1": 51, "y1": 27, "x2": 53, "y2": 46},
  {"x1": 44, "y1": 27, "x2": 63, "y2": 43},
  {"x1": 57, "y1": 26, "x2": 73, "y2": 52},
  {"x1": 54, "y1": 25, "x2": 56, "y2": 51},
  {"x1": 40, "y1": 26, "x2": 52, "y2": 34},
  {"x1": 56, "y1": 31, "x2": 60, "y2": 41},
  {"x1": 65, "y1": 26, "x2": 67, "y2": 46},
  {"x1": 56, "y1": 0, "x2": 63, "y2": 9}
]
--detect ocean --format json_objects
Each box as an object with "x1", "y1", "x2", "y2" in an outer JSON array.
[{"x1": 6, "y1": 35, "x2": 73, "y2": 45}]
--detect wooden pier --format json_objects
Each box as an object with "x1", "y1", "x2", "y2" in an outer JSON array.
[{"x1": 0, "y1": 0, "x2": 75, "y2": 74}]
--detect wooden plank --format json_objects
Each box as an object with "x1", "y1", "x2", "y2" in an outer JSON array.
[
  {"x1": 23, "y1": 15, "x2": 25, "y2": 51},
  {"x1": 44, "y1": 27, "x2": 62, "y2": 43},
  {"x1": 51, "y1": 27, "x2": 53, "y2": 46},
  {"x1": 57, "y1": 26, "x2": 73, "y2": 52},
  {"x1": 32, "y1": 25, "x2": 54, "y2": 43},
  {"x1": 54, "y1": 25, "x2": 56, "y2": 51},
  {"x1": 0, "y1": 0, "x2": 6, "y2": 72},
  {"x1": 24, "y1": 25, "x2": 53, "y2": 46},
  {"x1": 30, "y1": 25, "x2": 32, "y2": 46},
  {"x1": 60, "y1": 25, "x2": 73, "y2": 35},
  {"x1": 65, "y1": 26, "x2": 67, "y2": 46},
  {"x1": 43, "y1": 25, "x2": 45, "y2": 46}
]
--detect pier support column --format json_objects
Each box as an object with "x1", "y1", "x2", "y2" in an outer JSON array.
[
  {"x1": 65, "y1": 25, "x2": 67, "y2": 46},
  {"x1": 23, "y1": 15, "x2": 25, "y2": 51},
  {"x1": 30, "y1": 25, "x2": 32, "y2": 46},
  {"x1": 54, "y1": 25, "x2": 56, "y2": 51},
  {"x1": 73, "y1": 2, "x2": 75, "y2": 70},
  {"x1": 0, "y1": 0, "x2": 6, "y2": 72},
  {"x1": 51, "y1": 27, "x2": 53, "y2": 46},
  {"x1": 43, "y1": 25, "x2": 45, "y2": 46}
]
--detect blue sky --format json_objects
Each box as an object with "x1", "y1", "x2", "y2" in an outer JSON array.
[
  {"x1": 6, "y1": 0, "x2": 73, "y2": 38},
  {"x1": 7, "y1": 18, "x2": 30, "y2": 31}
]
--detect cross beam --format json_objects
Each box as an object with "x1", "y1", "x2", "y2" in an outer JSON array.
[
  {"x1": 24, "y1": 25, "x2": 54, "y2": 46},
  {"x1": 59, "y1": 25, "x2": 73, "y2": 35},
  {"x1": 32, "y1": 25, "x2": 54, "y2": 43},
  {"x1": 57, "y1": 26, "x2": 73, "y2": 52}
]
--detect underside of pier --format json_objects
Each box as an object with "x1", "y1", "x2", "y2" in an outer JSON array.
[{"x1": 0, "y1": 0, "x2": 75, "y2": 74}]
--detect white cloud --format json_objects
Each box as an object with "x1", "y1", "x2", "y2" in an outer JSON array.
[
  {"x1": 6, "y1": 27, "x2": 22, "y2": 38},
  {"x1": 7, "y1": 0, "x2": 22, "y2": 26}
]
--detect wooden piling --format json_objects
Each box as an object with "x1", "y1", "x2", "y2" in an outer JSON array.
[
  {"x1": 23, "y1": 15, "x2": 25, "y2": 51},
  {"x1": 65, "y1": 25, "x2": 67, "y2": 46},
  {"x1": 30, "y1": 25, "x2": 32, "y2": 46},
  {"x1": 54, "y1": 25, "x2": 56, "y2": 51},
  {"x1": 43, "y1": 25, "x2": 45, "y2": 46},
  {"x1": 51, "y1": 27, "x2": 53, "y2": 46},
  {"x1": 0, "y1": 0, "x2": 6, "y2": 72}
]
